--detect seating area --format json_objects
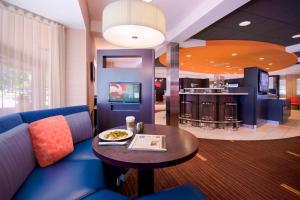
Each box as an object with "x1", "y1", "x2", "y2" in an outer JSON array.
[
  {"x1": 291, "y1": 96, "x2": 300, "y2": 110},
  {"x1": 0, "y1": 0, "x2": 300, "y2": 199},
  {"x1": 0, "y1": 105, "x2": 207, "y2": 200}
]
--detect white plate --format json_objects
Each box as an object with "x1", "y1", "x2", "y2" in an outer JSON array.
[{"x1": 98, "y1": 129, "x2": 133, "y2": 141}]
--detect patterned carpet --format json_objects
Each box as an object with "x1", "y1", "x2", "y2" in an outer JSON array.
[{"x1": 121, "y1": 137, "x2": 300, "y2": 199}]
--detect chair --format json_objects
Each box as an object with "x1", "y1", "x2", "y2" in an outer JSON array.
[
  {"x1": 199, "y1": 102, "x2": 216, "y2": 128},
  {"x1": 224, "y1": 102, "x2": 238, "y2": 130},
  {"x1": 180, "y1": 101, "x2": 192, "y2": 124},
  {"x1": 290, "y1": 96, "x2": 300, "y2": 110}
]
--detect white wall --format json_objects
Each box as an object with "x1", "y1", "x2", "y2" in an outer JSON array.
[{"x1": 66, "y1": 28, "x2": 87, "y2": 106}]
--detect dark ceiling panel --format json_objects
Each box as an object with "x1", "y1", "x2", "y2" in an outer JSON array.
[
  {"x1": 192, "y1": 0, "x2": 300, "y2": 46},
  {"x1": 242, "y1": 0, "x2": 300, "y2": 28},
  {"x1": 295, "y1": 52, "x2": 300, "y2": 57}
]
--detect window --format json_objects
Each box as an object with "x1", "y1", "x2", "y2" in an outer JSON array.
[
  {"x1": 279, "y1": 79, "x2": 286, "y2": 95},
  {"x1": 297, "y1": 79, "x2": 300, "y2": 95},
  {"x1": 0, "y1": 3, "x2": 65, "y2": 115}
]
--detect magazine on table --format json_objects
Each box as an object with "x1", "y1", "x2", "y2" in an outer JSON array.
[{"x1": 128, "y1": 134, "x2": 167, "y2": 151}]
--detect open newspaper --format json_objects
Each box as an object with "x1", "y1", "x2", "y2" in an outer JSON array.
[{"x1": 128, "y1": 134, "x2": 167, "y2": 151}]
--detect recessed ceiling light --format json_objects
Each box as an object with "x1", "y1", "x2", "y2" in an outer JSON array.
[
  {"x1": 186, "y1": 54, "x2": 191, "y2": 58},
  {"x1": 232, "y1": 53, "x2": 237, "y2": 56},
  {"x1": 209, "y1": 61, "x2": 214, "y2": 64},
  {"x1": 259, "y1": 57, "x2": 264, "y2": 60},
  {"x1": 239, "y1": 21, "x2": 251, "y2": 27},
  {"x1": 268, "y1": 63, "x2": 273, "y2": 65},
  {"x1": 226, "y1": 65, "x2": 230, "y2": 68},
  {"x1": 292, "y1": 34, "x2": 300, "y2": 39},
  {"x1": 266, "y1": 68, "x2": 270, "y2": 70},
  {"x1": 191, "y1": 67, "x2": 195, "y2": 70}
]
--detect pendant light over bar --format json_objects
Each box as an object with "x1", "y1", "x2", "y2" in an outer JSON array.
[{"x1": 102, "y1": 0, "x2": 166, "y2": 48}]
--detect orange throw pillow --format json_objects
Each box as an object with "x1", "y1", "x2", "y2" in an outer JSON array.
[{"x1": 28, "y1": 116, "x2": 74, "y2": 167}]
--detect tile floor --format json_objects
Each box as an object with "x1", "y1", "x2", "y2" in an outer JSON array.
[{"x1": 155, "y1": 110, "x2": 300, "y2": 141}]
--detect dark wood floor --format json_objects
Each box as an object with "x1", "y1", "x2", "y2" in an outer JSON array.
[{"x1": 121, "y1": 137, "x2": 300, "y2": 199}]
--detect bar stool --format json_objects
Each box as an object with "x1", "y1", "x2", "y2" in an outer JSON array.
[
  {"x1": 199, "y1": 102, "x2": 216, "y2": 128},
  {"x1": 180, "y1": 101, "x2": 192, "y2": 125},
  {"x1": 224, "y1": 102, "x2": 238, "y2": 130}
]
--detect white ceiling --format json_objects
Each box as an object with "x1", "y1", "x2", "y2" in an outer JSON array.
[{"x1": 3, "y1": 0, "x2": 85, "y2": 29}]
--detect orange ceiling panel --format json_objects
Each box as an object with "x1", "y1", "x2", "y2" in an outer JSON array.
[{"x1": 159, "y1": 40, "x2": 298, "y2": 74}]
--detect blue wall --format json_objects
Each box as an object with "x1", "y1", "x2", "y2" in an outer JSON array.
[{"x1": 97, "y1": 49, "x2": 155, "y2": 132}]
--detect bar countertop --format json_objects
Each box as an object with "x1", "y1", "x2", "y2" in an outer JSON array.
[{"x1": 179, "y1": 92, "x2": 249, "y2": 96}]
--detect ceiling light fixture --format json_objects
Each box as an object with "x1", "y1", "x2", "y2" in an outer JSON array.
[
  {"x1": 186, "y1": 54, "x2": 191, "y2": 58},
  {"x1": 102, "y1": 0, "x2": 166, "y2": 48},
  {"x1": 210, "y1": 61, "x2": 214, "y2": 64},
  {"x1": 232, "y1": 53, "x2": 237, "y2": 56},
  {"x1": 259, "y1": 57, "x2": 264, "y2": 60},
  {"x1": 266, "y1": 68, "x2": 270, "y2": 70},
  {"x1": 239, "y1": 21, "x2": 251, "y2": 27},
  {"x1": 226, "y1": 65, "x2": 230, "y2": 68},
  {"x1": 292, "y1": 34, "x2": 300, "y2": 39},
  {"x1": 268, "y1": 63, "x2": 273, "y2": 65}
]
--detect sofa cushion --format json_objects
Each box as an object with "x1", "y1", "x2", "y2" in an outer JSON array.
[
  {"x1": 0, "y1": 124, "x2": 36, "y2": 200},
  {"x1": 65, "y1": 138, "x2": 98, "y2": 161},
  {"x1": 20, "y1": 105, "x2": 89, "y2": 123},
  {"x1": 13, "y1": 160, "x2": 106, "y2": 200},
  {"x1": 65, "y1": 111, "x2": 93, "y2": 144},
  {"x1": 0, "y1": 113, "x2": 23, "y2": 134},
  {"x1": 28, "y1": 116, "x2": 74, "y2": 167},
  {"x1": 137, "y1": 184, "x2": 208, "y2": 200},
  {"x1": 82, "y1": 189, "x2": 130, "y2": 200}
]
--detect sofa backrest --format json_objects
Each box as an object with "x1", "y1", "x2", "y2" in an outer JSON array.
[
  {"x1": 65, "y1": 111, "x2": 94, "y2": 144},
  {"x1": 19, "y1": 105, "x2": 89, "y2": 123},
  {"x1": 0, "y1": 123, "x2": 36, "y2": 200},
  {"x1": 0, "y1": 113, "x2": 23, "y2": 134}
]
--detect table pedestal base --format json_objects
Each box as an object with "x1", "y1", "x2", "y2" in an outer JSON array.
[{"x1": 138, "y1": 169, "x2": 154, "y2": 197}]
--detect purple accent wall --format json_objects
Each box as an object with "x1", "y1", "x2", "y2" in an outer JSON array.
[{"x1": 97, "y1": 49, "x2": 155, "y2": 132}]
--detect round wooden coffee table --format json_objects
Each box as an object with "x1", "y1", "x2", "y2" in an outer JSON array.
[{"x1": 92, "y1": 124, "x2": 198, "y2": 196}]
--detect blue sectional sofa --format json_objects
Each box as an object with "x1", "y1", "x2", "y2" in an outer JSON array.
[{"x1": 0, "y1": 105, "x2": 207, "y2": 200}]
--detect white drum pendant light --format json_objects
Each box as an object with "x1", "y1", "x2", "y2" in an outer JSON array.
[{"x1": 102, "y1": 0, "x2": 166, "y2": 48}]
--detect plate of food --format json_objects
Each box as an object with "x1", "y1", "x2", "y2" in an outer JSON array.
[{"x1": 98, "y1": 129, "x2": 133, "y2": 141}]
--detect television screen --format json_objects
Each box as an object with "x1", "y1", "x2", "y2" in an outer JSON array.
[
  {"x1": 259, "y1": 72, "x2": 269, "y2": 94},
  {"x1": 109, "y1": 82, "x2": 141, "y2": 103}
]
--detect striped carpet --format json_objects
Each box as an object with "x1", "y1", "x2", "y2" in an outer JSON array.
[{"x1": 121, "y1": 137, "x2": 300, "y2": 199}]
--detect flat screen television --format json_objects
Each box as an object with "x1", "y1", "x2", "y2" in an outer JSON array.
[
  {"x1": 109, "y1": 82, "x2": 141, "y2": 103},
  {"x1": 259, "y1": 71, "x2": 269, "y2": 94}
]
